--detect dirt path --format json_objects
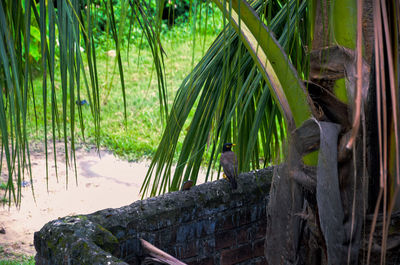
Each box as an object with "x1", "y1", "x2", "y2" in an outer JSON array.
[{"x1": 0, "y1": 144, "x2": 161, "y2": 258}]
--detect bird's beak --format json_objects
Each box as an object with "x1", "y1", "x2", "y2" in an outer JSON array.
[{"x1": 232, "y1": 144, "x2": 236, "y2": 146}]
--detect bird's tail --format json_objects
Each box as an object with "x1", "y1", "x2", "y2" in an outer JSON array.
[{"x1": 230, "y1": 177, "x2": 237, "y2": 189}]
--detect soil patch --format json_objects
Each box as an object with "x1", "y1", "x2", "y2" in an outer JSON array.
[{"x1": 0, "y1": 143, "x2": 205, "y2": 258}]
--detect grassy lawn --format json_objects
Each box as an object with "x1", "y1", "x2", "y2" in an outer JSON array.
[
  {"x1": 0, "y1": 256, "x2": 34, "y2": 265},
  {"x1": 0, "y1": 245, "x2": 34, "y2": 265},
  {"x1": 27, "y1": 25, "x2": 221, "y2": 161},
  {"x1": 0, "y1": 257, "x2": 35, "y2": 265}
]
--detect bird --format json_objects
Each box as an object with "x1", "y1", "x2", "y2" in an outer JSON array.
[
  {"x1": 76, "y1": 99, "x2": 88, "y2": 106},
  {"x1": 181, "y1": 180, "x2": 194, "y2": 191},
  {"x1": 220, "y1": 143, "x2": 238, "y2": 189}
]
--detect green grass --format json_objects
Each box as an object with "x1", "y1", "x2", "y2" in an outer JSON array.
[
  {"x1": 26, "y1": 23, "x2": 221, "y2": 161},
  {"x1": 0, "y1": 181, "x2": 8, "y2": 203},
  {"x1": 0, "y1": 245, "x2": 34, "y2": 265},
  {"x1": 0, "y1": 258, "x2": 35, "y2": 265}
]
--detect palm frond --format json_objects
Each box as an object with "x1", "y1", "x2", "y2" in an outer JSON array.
[
  {"x1": 366, "y1": 0, "x2": 400, "y2": 263},
  {"x1": 0, "y1": 0, "x2": 166, "y2": 206},
  {"x1": 214, "y1": 0, "x2": 314, "y2": 130},
  {"x1": 141, "y1": 0, "x2": 308, "y2": 197}
]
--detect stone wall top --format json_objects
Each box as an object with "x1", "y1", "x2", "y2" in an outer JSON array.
[{"x1": 34, "y1": 168, "x2": 273, "y2": 264}]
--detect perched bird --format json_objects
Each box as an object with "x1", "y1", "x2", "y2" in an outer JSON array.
[
  {"x1": 181, "y1": 180, "x2": 194, "y2": 191},
  {"x1": 220, "y1": 143, "x2": 238, "y2": 189}
]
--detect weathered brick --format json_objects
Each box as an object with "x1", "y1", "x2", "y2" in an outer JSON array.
[
  {"x1": 202, "y1": 238, "x2": 215, "y2": 254},
  {"x1": 236, "y1": 256, "x2": 267, "y2": 265},
  {"x1": 216, "y1": 214, "x2": 235, "y2": 231},
  {"x1": 187, "y1": 257, "x2": 214, "y2": 265},
  {"x1": 250, "y1": 205, "x2": 263, "y2": 222},
  {"x1": 216, "y1": 230, "x2": 235, "y2": 250},
  {"x1": 175, "y1": 241, "x2": 199, "y2": 259},
  {"x1": 176, "y1": 223, "x2": 196, "y2": 243},
  {"x1": 254, "y1": 256, "x2": 268, "y2": 265},
  {"x1": 253, "y1": 239, "x2": 265, "y2": 257},
  {"x1": 238, "y1": 208, "x2": 251, "y2": 226},
  {"x1": 155, "y1": 228, "x2": 176, "y2": 246},
  {"x1": 236, "y1": 226, "x2": 249, "y2": 244},
  {"x1": 220, "y1": 243, "x2": 253, "y2": 264},
  {"x1": 255, "y1": 221, "x2": 267, "y2": 240},
  {"x1": 195, "y1": 219, "x2": 216, "y2": 237}
]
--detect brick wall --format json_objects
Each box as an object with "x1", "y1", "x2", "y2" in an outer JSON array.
[{"x1": 34, "y1": 168, "x2": 272, "y2": 265}]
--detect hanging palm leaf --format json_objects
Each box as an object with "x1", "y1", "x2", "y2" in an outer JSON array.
[
  {"x1": 141, "y1": 0, "x2": 310, "y2": 197},
  {"x1": 0, "y1": 0, "x2": 166, "y2": 206}
]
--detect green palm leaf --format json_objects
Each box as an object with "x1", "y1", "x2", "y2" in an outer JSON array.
[
  {"x1": 0, "y1": 0, "x2": 166, "y2": 205},
  {"x1": 141, "y1": 0, "x2": 308, "y2": 197}
]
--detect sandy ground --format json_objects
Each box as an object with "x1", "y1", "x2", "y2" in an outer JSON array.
[{"x1": 0, "y1": 143, "x2": 206, "y2": 258}]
